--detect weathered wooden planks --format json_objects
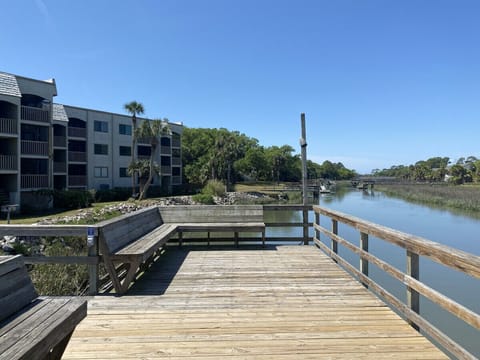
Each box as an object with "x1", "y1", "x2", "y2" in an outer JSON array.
[
  {"x1": 64, "y1": 246, "x2": 448, "y2": 359},
  {"x1": 0, "y1": 255, "x2": 87, "y2": 360}
]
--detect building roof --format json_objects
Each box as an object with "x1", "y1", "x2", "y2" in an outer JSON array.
[
  {"x1": 53, "y1": 103, "x2": 69, "y2": 122},
  {"x1": 0, "y1": 72, "x2": 21, "y2": 98}
]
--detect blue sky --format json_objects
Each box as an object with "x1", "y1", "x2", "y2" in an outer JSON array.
[{"x1": 2, "y1": 0, "x2": 480, "y2": 174}]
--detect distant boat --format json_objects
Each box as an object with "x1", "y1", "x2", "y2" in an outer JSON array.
[{"x1": 319, "y1": 185, "x2": 331, "y2": 194}]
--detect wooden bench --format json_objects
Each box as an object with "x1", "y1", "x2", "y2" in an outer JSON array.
[
  {"x1": 98, "y1": 206, "x2": 177, "y2": 294},
  {"x1": 0, "y1": 255, "x2": 87, "y2": 360},
  {"x1": 158, "y1": 205, "x2": 265, "y2": 247}
]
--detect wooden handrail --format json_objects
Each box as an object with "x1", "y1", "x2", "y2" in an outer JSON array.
[{"x1": 313, "y1": 205, "x2": 480, "y2": 359}]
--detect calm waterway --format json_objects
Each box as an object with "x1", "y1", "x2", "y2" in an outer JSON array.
[{"x1": 267, "y1": 187, "x2": 480, "y2": 357}]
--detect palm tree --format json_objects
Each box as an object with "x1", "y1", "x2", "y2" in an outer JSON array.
[
  {"x1": 134, "y1": 118, "x2": 171, "y2": 200},
  {"x1": 124, "y1": 101, "x2": 145, "y2": 196}
]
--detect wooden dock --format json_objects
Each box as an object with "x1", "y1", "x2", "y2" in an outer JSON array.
[{"x1": 63, "y1": 246, "x2": 447, "y2": 359}]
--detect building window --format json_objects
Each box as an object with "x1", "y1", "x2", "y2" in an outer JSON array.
[
  {"x1": 94, "y1": 167, "x2": 108, "y2": 178},
  {"x1": 94, "y1": 144, "x2": 108, "y2": 155},
  {"x1": 94, "y1": 120, "x2": 108, "y2": 133},
  {"x1": 119, "y1": 167, "x2": 129, "y2": 177},
  {"x1": 119, "y1": 146, "x2": 131, "y2": 156},
  {"x1": 119, "y1": 124, "x2": 132, "y2": 135}
]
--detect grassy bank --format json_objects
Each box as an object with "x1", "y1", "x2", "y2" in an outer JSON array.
[{"x1": 376, "y1": 184, "x2": 480, "y2": 213}]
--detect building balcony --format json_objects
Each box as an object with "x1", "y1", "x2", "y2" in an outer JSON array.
[
  {"x1": 161, "y1": 166, "x2": 171, "y2": 175},
  {"x1": 0, "y1": 118, "x2": 18, "y2": 135},
  {"x1": 172, "y1": 176, "x2": 182, "y2": 185},
  {"x1": 21, "y1": 106, "x2": 49, "y2": 123},
  {"x1": 68, "y1": 175, "x2": 87, "y2": 187},
  {"x1": 53, "y1": 162, "x2": 67, "y2": 173},
  {"x1": 54, "y1": 135, "x2": 67, "y2": 147},
  {"x1": 21, "y1": 174, "x2": 48, "y2": 189},
  {"x1": 21, "y1": 140, "x2": 49, "y2": 156},
  {"x1": 0, "y1": 155, "x2": 17, "y2": 171},
  {"x1": 172, "y1": 138, "x2": 181, "y2": 148},
  {"x1": 160, "y1": 146, "x2": 171, "y2": 155},
  {"x1": 138, "y1": 155, "x2": 150, "y2": 160},
  {"x1": 172, "y1": 157, "x2": 181, "y2": 166},
  {"x1": 68, "y1": 151, "x2": 87, "y2": 162},
  {"x1": 68, "y1": 127, "x2": 87, "y2": 138}
]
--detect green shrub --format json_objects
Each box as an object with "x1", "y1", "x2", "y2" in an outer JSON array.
[
  {"x1": 94, "y1": 187, "x2": 131, "y2": 202},
  {"x1": 203, "y1": 180, "x2": 225, "y2": 197},
  {"x1": 53, "y1": 190, "x2": 94, "y2": 209},
  {"x1": 192, "y1": 193, "x2": 215, "y2": 204}
]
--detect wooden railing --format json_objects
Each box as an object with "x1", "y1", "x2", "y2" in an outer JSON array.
[
  {"x1": 0, "y1": 155, "x2": 17, "y2": 170},
  {"x1": 313, "y1": 205, "x2": 480, "y2": 360},
  {"x1": 21, "y1": 174, "x2": 48, "y2": 189},
  {"x1": 21, "y1": 140, "x2": 48, "y2": 156},
  {"x1": 0, "y1": 117, "x2": 18, "y2": 134},
  {"x1": 68, "y1": 127, "x2": 87, "y2": 138}
]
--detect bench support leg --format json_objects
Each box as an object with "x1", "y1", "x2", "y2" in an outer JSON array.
[
  {"x1": 207, "y1": 232, "x2": 210, "y2": 246},
  {"x1": 234, "y1": 232, "x2": 239, "y2": 248},
  {"x1": 103, "y1": 257, "x2": 142, "y2": 295},
  {"x1": 262, "y1": 230, "x2": 265, "y2": 248},
  {"x1": 46, "y1": 330, "x2": 74, "y2": 360},
  {"x1": 178, "y1": 232, "x2": 183, "y2": 247}
]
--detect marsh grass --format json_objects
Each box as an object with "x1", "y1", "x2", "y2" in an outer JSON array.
[{"x1": 376, "y1": 184, "x2": 480, "y2": 213}]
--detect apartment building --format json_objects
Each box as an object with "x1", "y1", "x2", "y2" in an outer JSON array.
[{"x1": 0, "y1": 71, "x2": 183, "y2": 211}]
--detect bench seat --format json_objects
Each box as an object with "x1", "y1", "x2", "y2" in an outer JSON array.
[
  {"x1": 0, "y1": 256, "x2": 86, "y2": 360},
  {"x1": 112, "y1": 224, "x2": 178, "y2": 261}
]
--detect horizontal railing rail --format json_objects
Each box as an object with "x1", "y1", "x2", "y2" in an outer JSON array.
[{"x1": 313, "y1": 205, "x2": 480, "y2": 360}]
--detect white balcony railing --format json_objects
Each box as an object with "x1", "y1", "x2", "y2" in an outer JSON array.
[
  {"x1": 21, "y1": 106, "x2": 49, "y2": 123},
  {"x1": 161, "y1": 166, "x2": 171, "y2": 175},
  {"x1": 21, "y1": 174, "x2": 48, "y2": 189},
  {"x1": 172, "y1": 176, "x2": 182, "y2": 185},
  {"x1": 172, "y1": 157, "x2": 181, "y2": 166},
  {"x1": 68, "y1": 151, "x2": 87, "y2": 162},
  {"x1": 21, "y1": 140, "x2": 48, "y2": 156},
  {"x1": 0, "y1": 155, "x2": 17, "y2": 170},
  {"x1": 0, "y1": 118, "x2": 18, "y2": 135}
]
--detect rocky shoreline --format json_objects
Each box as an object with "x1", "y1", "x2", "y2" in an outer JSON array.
[{"x1": 1, "y1": 192, "x2": 273, "y2": 254}]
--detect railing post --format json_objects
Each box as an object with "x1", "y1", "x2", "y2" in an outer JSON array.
[
  {"x1": 87, "y1": 227, "x2": 99, "y2": 295},
  {"x1": 407, "y1": 250, "x2": 420, "y2": 330},
  {"x1": 360, "y1": 232, "x2": 369, "y2": 287},
  {"x1": 314, "y1": 211, "x2": 320, "y2": 241},
  {"x1": 331, "y1": 219, "x2": 338, "y2": 257},
  {"x1": 302, "y1": 207, "x2": 309, "y2": 245}
]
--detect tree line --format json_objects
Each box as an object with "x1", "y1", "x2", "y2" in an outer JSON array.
[
  {"x1": 181, "y1": 127, "x2": 356, "y2": 188},
  {"x1": 372, "y1": 156, "x2": 480, "y2": 185}
]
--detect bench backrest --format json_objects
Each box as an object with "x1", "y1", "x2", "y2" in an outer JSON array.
[
  {"x1": 158, "y1": 205, "x2": 264, "y2": 224},
  {"x1": 98, "y1": 206, "x2": 162, "y2": 254},
  {"x1": 0, "y1": 255, "x2": 38, "y2": 322}
]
